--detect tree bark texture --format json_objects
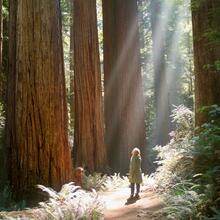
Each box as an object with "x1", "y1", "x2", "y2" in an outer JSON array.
[
  {"x1": 1, "y1": 0, "x2": 9, "y2": 100},
  {"x1": 73, "y1": 0, "x2": 106, "y2": 172},
  {"x1": 0, "y1": 0, "x2": 2, "y2": 185},
  {"x1": 7, "y1": 0, "x2": 72, "y2": 201},
  {"x1": 0, "y1": 0, "x2": 4, "y2": 103},
  {"x1": 192, "y1": 0, "x2": 220, "y2": 126},
  {"x1": 0, "y1": 0, "x2": 9, "y2": 189},
  {"x1": 103, "y1": 0, "x2": 147, "y2": 174}
]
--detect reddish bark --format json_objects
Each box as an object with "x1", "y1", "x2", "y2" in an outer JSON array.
[
  {"x1": 7, "y1": 0, "x2": 72, "y2": 201},
  {"x1": 73, "y1": 0, "x2": 106, "y2": 172}
]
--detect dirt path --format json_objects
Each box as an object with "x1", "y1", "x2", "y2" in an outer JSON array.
[{"x1": 100, "y1": 187, "x2": 162, "y2": 219}]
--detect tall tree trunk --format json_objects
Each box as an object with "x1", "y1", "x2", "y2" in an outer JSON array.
[
  {"x1": 73, "y1": 0, "x2": 106, "y2": 172},
  {"x1": 192, "y1": 0, "x2": 220, "y2": 126},
  {"x1": 1, "y1": 0, "x2": 9, "y2": 189},
  {"x1": 0, "y1": 0, "x2": 2, "y2": 70},
  {"x1": 69, "y1": 0, "x2": 74, "y2": 141},
  {"x1": 0, "y1": 0, "x2": 2, "y2": 188},
  {"x1": 150, "y1": 0, "x2": 171, "y2": 147},
  {"x1": 103, "y1": 0, "x2": 147, "y2": 174},
  {"x1": 0, "y1": 0, "x2": 3, "y2": 103},
  {"x1": 7, "y1": 0, "x2": 72, "y2": 201}
]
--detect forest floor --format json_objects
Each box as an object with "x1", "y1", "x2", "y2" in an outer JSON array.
[
  {"x1": 100, "y1": 187, "x2": 162, "y2": 219},
  {"x1": 0, "y1": 186, "x2": 162, "y2": 220}
]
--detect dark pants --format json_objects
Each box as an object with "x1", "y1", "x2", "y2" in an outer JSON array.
[{"x1": 130, "y1": 183, "x2": 140, "y2": 196}]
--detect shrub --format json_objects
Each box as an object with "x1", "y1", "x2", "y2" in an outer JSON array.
[
  {"x1": 149, "y1": 105, "x2": 220, "y2": 220},
  {"x1": 38, "y1": 183, "x2": 104, "y2": 219}
]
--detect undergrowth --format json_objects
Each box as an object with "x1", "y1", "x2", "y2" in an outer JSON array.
[
  {"x1": 147, "y1": 105, "x2": 220, "y2": 220},
  {"x1": 37, "y1": 183, "x2": 104, "y2": 219},
  {"x1": 0, "y1": 182, "x2": 105, "y2": 219},
  {"x1": 80, "y1": 172, "x2": 129, "y2": 192},
  {"x1": 0, "y1": 174, "x2": 131, "y2": 219}
]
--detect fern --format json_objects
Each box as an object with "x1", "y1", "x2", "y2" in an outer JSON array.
[{"x1": 148, "y1": 105, "x2": 220, "y2": 220}]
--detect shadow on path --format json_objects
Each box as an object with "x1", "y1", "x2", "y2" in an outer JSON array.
[
  {"x1": 125, "y1": 197, "x2": 140, "y2": 205},
  {"x1": 100, "y1": 187, "x2": 162, "y2": 219}
]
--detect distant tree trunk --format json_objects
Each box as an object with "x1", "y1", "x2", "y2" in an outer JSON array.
[
  {"x1": 191, "y1": 0, "x2": 220, "y2": 126},
  {"x1": 69, "y1": 0, "x2": 74, "y2": 141},
  {"x1": 7, "y1": 0, "x2": 72, "y2": 201},
  {"x1": 0, "y1": 0, "x2": 3, "y2": 101},
  {"x1": 103, "y1": 0, "x2": 147, "y2": 174},
  {"x1": 150, "y1": 0, "x2": 171, "y2": 146},
  {"x1": 0, "y1": 0, "x2": 2, "y2": 69},
  {"x1": 0, "y1": 0, "x2": 2, "y2": 187},
  {"x1": 0, "y1": 0, "x2": 4, "y2": 190},
  {"x1": 102, "y1": 0, "x2": 118, "y2": 172},
  {"x1": 73, "y1": 0, "x2": 106, "y2": 172}
]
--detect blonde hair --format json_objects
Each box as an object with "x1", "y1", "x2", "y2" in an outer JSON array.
[{"x1": 132, "y1": 147, "x2": 140, "y2": 155}]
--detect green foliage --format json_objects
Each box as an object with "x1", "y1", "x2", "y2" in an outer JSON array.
[
  {"x1": 192, "y1": 105, "x2": 220, "y2": 215},
  {"x1": 0, "y1": 185, "x2": 12, "y2": 211},
  {"x1": 205, "y1": 208, "x2": 220, "y2": 220},
  {"x1": 191, "y1": 0, "x2": 206, "y2": 11},
  {"x1": 204, "y1": 29, "x2": 220, "y2": 47},
  {"x1": 0, "y1": 185, "x2": 27, "y2": 212},
  {"x1": 214, "y1": 60, "x2": 220, "y2": 71},
  {"x1": 149, "y1": 105, "x2": 220, "y2": 220}
]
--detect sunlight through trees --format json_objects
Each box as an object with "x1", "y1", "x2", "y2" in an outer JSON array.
[{"x1": 0, "y1": 0, "x2": 219, "y2": 218}]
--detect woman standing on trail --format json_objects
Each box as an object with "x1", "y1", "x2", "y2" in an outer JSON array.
[{"x1": 128, "y1": 147, "x2": 142, "y2": 199}]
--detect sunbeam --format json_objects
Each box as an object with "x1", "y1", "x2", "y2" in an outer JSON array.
[
  {"x1": 103, "y1": 1, "x2": 147, "y2": 173},
  {"x1": 150, "y1": 0, "x2": 188, "y2": 146}
]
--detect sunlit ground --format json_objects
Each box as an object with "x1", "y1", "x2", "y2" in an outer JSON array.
[
  {"x1": 100, "y1": 186, "x2": 162, "y2": 219},
  {"x1": 102, "y1": 187, "x2": 130, "y2": 209}
]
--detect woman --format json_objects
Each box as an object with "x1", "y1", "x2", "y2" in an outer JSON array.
[{"x1": 128, "y1": 147, "x2": 142, "y2": 199}]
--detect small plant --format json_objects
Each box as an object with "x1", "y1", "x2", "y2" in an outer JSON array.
[
  {"x1": 83, "y1": 173, "x2": 108, "y2": 191},
  {"x1": 103, "y1": 173, "x2": 129, "y2": 191}
]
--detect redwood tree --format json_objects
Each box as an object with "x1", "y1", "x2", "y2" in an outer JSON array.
[
  {"x1": 103, "y1": 0, "x2": 147, "y2": 173},
  {"x1": 192, "y1": 0, "x2": 220, "y2": 126},
  {"x1": 6, "y1": 0, "x2": 72, "y2": 201},
  {"x1": 72, "y1": 0, "x2": 106, "y2": 172},
  {"x1": 0, "y1": 0, "x2": 3, "y2": 101},
  {"x1": 0, "y1": 0, "x2": 2, "y2": 69}
]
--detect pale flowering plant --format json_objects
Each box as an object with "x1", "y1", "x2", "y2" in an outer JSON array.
[
  {"x1": 37, "y1": 182, "x2": 105, "y2": 219},
  {"x1": 151, "y1": 105, "x2": 194, "y2": 191},
  {"x1": 0, "y1": 182, "x2": 105, "y2": 219}
]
